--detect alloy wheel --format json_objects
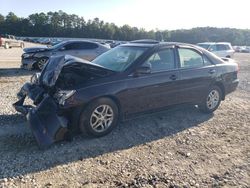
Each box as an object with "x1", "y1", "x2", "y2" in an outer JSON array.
[
  {"x1": 90, "y1": 104, "x2": 114, "y2": 133},
  {"x1": 38, "y1": 58, "x2": 47, "y2": 70},
  {"x1": 206, "y1": 89, "x2": 220, "y2": 110}
]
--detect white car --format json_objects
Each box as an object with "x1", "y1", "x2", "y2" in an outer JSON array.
[{"x1": 197, "y1": 42, "x2": 235, "y2": 58}]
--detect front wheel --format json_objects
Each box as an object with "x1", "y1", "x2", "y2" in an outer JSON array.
[
  {"x1": 198, "y1": 86, "x2": 222, "y2": 113},
  {"x1": 79, "y1": 98, "x2": 119, "y2": 137},
  {"x1": 37, "y1": 57, "x2": 48, "y2": 70}
]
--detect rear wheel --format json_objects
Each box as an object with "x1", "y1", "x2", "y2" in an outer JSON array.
[
  {"x1": 198, "y1": 86, "x2": 222, "y2": 113},
  {"x1": 79, "y1": 98, "x2": 119, "y2": 137},
  {"x1": 37, "y1": 57, "x2": 48, "y2": 70}
]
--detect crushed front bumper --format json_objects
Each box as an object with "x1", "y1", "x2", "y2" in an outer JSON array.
[{"x1": 13, "y1": 83, "x2": 69, "y2": 149}]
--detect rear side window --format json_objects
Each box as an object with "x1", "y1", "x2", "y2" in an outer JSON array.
[
  {"x1": 145, "y1": 48, "x2": 175, "y2": 72},
  {"x1": 64, "y1": 42, "x2": 98, "y2": 50},
  {"x1": 178, "y1": 48, "x2": 204, "y2": 68},
  {"x1": 79, "y1": 42, "x2": 98, "y2": 49}
]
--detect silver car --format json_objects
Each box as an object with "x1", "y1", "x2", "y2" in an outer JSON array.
[
  {"x1": 21, "y1": 40, "x2": 110, "y2": 70},
  {"x1": 197, "y1": 42, "x2": 235, "y2": 58}
]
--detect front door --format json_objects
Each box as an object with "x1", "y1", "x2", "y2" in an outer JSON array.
[{"x1": 120, "y1": 47, "x2": 182, "y2": 116}]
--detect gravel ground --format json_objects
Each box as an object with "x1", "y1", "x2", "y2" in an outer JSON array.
[{"x1": 0, "y1": 46, "x2": 249, "y2": 188}]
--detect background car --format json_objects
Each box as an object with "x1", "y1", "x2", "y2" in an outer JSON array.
[
  {"x1": 21, "y1": 40, "x2": 110, "y2": 70},
  {"x1": 240, "y1": 46, "x2": 250, "y2": 53},
  {"x1": 0, "y1": 34, "x2": 24, "y2": 49},
  {"x1": 197, "y1": 42, "x2": 235, "y2": 58},
  {"x1": 14, "y1": 41, "x2": 239, "y2": 148}
]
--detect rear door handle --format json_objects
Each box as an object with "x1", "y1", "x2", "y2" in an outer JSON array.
[
  {"x1": 169, "y1": 74, "x2": 177, "y2": 80},
  {"x1": 209, "y1": 69, "x2": 216, "y2": 74}
]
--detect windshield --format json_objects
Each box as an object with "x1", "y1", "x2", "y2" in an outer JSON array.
[
  {"x1": 92, "y1": 46, "x2": 147, "y2": 72},
  {"x1": 197, "y1": 44, "x2": 211, "y2": 50}
]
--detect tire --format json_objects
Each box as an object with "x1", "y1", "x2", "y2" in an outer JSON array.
[
  {"x1": 4, "y1": 43, "x2": 9, "y2": 49},
  {"x1": 79, "y1": 98, "x2": 119, "y2": 137},
  {"x1": 36, "y1": 57, "x2": 48, "y2": 70},
  {"x1": 198, "y1": 85, "x2": 222, "y2": 113}
]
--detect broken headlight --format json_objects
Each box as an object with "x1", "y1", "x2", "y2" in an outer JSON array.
[
  {"x1": 30, "y1": 72, "x2": 41, "y2": 84},
  {"x1": 54, "y1": 90, "x2": 76, "y2": 106},
  {"x1": 22, "y1": 53, "x2": 34, "y2": 59}
]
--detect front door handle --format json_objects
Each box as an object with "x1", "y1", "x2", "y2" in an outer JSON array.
[{"x1": 169, "y1": 74, "x2": 177, "y2": 80}]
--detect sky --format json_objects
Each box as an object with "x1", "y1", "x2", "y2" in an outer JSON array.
[{"x1": 0, "y1": 0, "x2": 249, "y2": 31}]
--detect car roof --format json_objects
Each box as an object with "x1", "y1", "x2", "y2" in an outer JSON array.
[
  {"x1": 197, "y1": 42, "x2": 231, "y2": 45},
  {"x1": 65, "y1": 40, "x2": 99, "y2": 44},
  {"x1": 121, "y1": 41, "x2": 198, "y2": 48},
  {"x1": 215, "y1": 42, "x2": 232, "y2": 45},
  {"x1": 197, "y1": 42, "x2": 215, "y2": 45}
]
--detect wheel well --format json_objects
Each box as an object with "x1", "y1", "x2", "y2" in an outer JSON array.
[
  {"x1": 34, "y1": 57, "x2": 49, "y2": 69},
  {"x1": 214, "y1": 82, "x2": 225, "y2": 100},
  {"x1": 85, "y1": 95, "x2": 122, "y2": 118},
  {"x1": 98, "y1": 95, "x2": 122, "y2": 113}
]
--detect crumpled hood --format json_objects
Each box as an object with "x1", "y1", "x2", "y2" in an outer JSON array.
[
  {"x1": 23, "y1": 46, "x2": 50, "y2": 53},
  {"x1": 40, "y1": 55, "x2": 113, "y2": 88}
]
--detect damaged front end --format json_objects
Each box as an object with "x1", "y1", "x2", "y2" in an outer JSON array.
[
  {"x1": 13, "y1": 84, "x2": 69, "y2": 149},
  {"x1": 13, "y1": 55, "x2": 112, "y2": 149}
]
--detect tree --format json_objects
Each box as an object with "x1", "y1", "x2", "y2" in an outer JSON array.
[
  {"x1": 0, "y1": 14, "x2": 4, "y2": 23},
  {"x1": 1, "y1": 11, "x2": 250, "y2": 45}
]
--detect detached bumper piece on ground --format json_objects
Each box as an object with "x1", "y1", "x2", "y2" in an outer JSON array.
[
  {"x1": 13, "y1": 55, "x2": 83, "y2": 149},
  {"x1": 13, "y1": 84, "x2": 69, "y2": 149}
]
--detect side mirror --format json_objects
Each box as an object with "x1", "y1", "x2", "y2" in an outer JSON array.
[{"x1": 135, "y1": 62, "x2": 151, "y2": 76}]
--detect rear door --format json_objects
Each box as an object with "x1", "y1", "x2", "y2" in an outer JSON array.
[
  {"x1": 177, "y1": 46, "x2": 217, "y2": 103},
  {"x1": 55, "y1": 42, "x2": 99, "y2": 60},
  {"x1": 74, "y1": 42, "x2": 99, "y2": 61},
  {"x1": 55, "y1": 42, "x2": 80, "y2": 57}
]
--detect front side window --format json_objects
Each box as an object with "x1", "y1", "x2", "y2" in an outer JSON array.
[
  {"x1": 178, "y1": 48, "x2": 204, "y2": 68},
  {"x1": 92, "y1": 46, "x2": 147, "y2": 72},
  {"x1": 144, "y1": 48, "x2": 175, "y2": 72},
  {"x1": 204, "y1": 55, "x2": 213, "y2": 66}
]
